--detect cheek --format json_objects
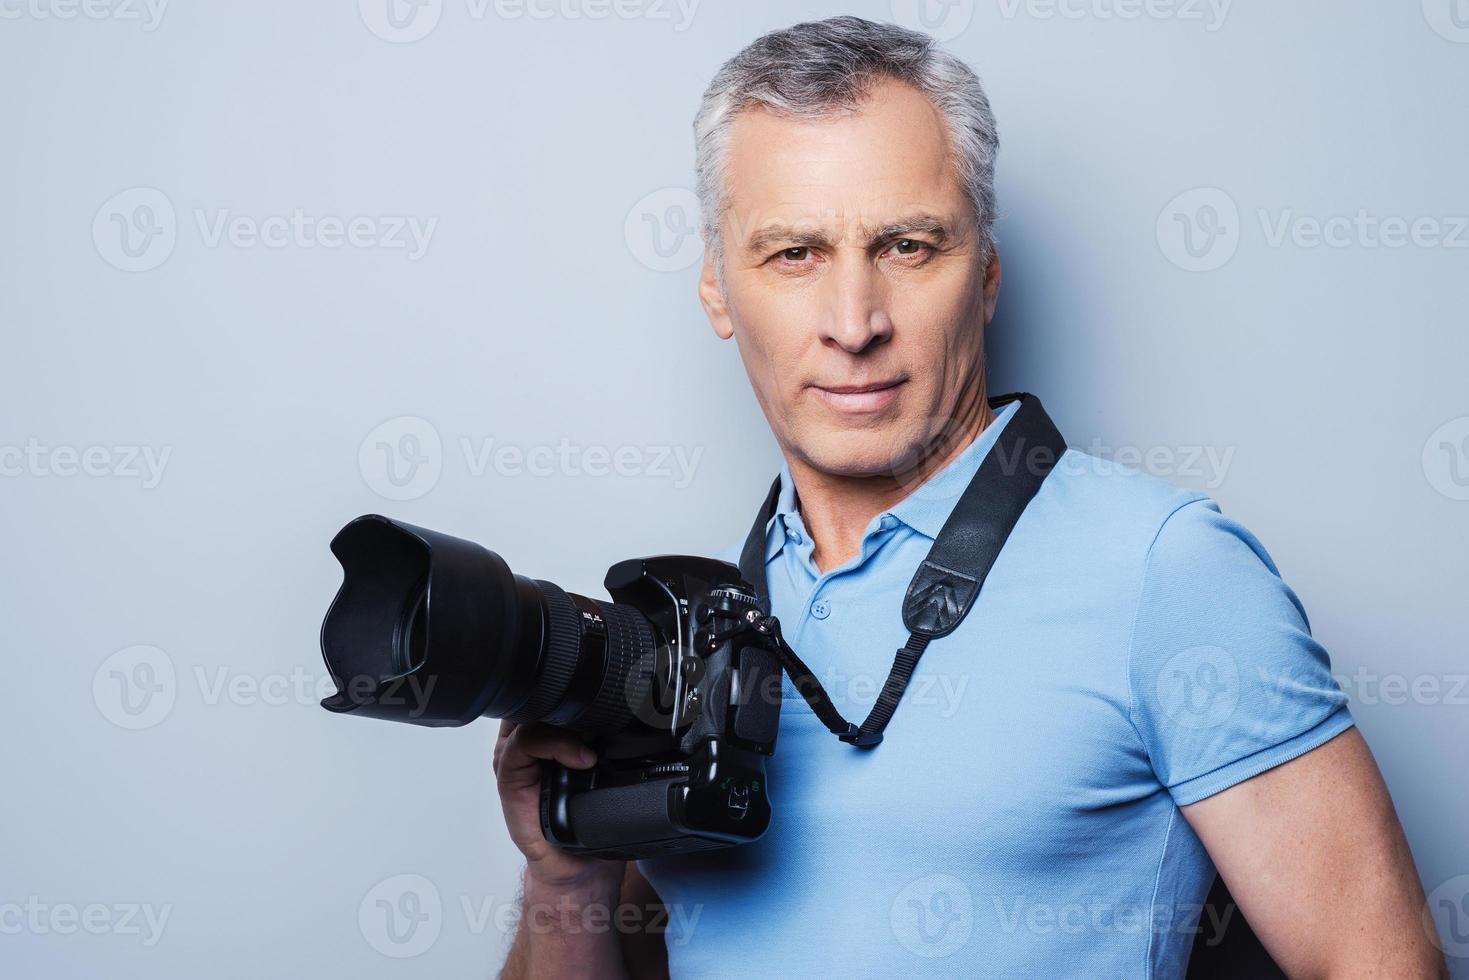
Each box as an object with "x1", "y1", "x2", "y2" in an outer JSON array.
[
  {"x1": 894, "y1": 272, "x2": 985, "y2": 359},
  {"x1": 734, "y1": 291, "x2": 810, "y2": 381},
  {"x1": 726, "y1": 315, "x2": 797, "y2": 426}
]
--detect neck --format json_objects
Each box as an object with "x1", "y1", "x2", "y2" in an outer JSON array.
[{"x1": 785, "y1": 386, "x2": 997, "y2": 575}]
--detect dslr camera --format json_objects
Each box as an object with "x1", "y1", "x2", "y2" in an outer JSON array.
[{"x1": 319, "y1": 515, "x2": 784, "y2": 860}]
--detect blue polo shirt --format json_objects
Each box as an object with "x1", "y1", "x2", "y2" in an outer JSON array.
[{"x1": 637, "y1": 397, "x2": 1354, "y2": 977}]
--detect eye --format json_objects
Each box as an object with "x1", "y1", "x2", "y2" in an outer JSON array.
[
  {"x1": 780, "y1": 246, "x2": 810, "y2": 262},
  {"x1": 888, "y1": 238, "x2": 928, "y2": 257}
]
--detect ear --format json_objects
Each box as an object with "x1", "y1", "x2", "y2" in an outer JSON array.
[
  {"x1": 981, "y1": 246, "x2": 1003, "y2": 325},
  {"x1": 698, "y1": 249, "x2": 734, "y2": 340}
]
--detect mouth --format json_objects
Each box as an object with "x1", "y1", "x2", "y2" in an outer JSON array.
[{"x1": 810, "y1": 378, "x2": 907, "y2": 414}]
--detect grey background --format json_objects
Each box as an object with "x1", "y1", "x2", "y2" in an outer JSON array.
[{"x1": 2, "y1": 1, "x2": 1466, "y2": 976}]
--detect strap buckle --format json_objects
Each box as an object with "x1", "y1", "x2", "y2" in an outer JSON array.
[{"x1": 838, "y1": 725, "x2": 883, "y2": 748}]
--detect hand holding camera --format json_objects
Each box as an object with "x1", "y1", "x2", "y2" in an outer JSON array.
[{"x1": 492, "y1": 719, "x2": 615, "y2": 889}]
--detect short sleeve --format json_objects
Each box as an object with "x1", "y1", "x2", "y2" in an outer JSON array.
[{"x1": 1127, "y1": 496, "x2": 1354, "y2": 806}]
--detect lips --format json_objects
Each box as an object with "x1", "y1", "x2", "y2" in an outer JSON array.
[{"x1": 810, "y1": 378, "x2": 906, "y2": 414}]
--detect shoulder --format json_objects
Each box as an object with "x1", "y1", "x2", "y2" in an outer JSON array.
[
  {"x1": 1053, "y1": 453, "x2": 1352, "y2": 801},
  {"x1": 1034, "y1": 448, "x2": 1218, "y2": 562},
  {"x1": 1041, "y1": 447, "x2": 1302, "y2": 617}
]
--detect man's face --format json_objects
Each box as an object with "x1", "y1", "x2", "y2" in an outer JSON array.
[{"x1": 699, "y1": 77, "x2": 1001, "y2": 480}]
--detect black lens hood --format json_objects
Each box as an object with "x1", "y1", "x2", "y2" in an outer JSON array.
[{"x1": 319, "y1": 514, "x2": 536, "y2": 727}]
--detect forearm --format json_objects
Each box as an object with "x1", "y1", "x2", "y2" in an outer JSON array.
[{"x1": 500, "y1": 867, "x2": 630, "y2": 980}]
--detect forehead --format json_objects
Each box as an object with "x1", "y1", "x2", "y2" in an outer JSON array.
[{"x1": 720, "y1": 78, "x2": 967, "y2": 243}]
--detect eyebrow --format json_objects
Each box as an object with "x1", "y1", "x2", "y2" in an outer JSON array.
[{"x1": 743, "y1": 214, "x2": 955, "y2": 256}]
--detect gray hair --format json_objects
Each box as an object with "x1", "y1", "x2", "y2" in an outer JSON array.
[{"x1": 693, "y1": 15, "x2": 1000, "y2": 275}]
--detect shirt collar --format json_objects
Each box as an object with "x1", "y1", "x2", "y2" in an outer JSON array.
[{"x1": 763, "y1": 396, "x2": 1024, "y2": 561}]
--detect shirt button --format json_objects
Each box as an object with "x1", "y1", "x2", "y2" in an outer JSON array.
[
  {"x1": 811, "y1": 599, "x2": 831, "y2": 620},
  {"x1": 879, "y1": 515, "x2": 898, "y2": 531},
  {"x1": 787, "y1": 528, "x2": 803, "y2": 544}
]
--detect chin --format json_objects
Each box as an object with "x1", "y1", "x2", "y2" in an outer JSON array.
[{"x1": 791, "y1": 421, "x2": 921, "y2": 479}]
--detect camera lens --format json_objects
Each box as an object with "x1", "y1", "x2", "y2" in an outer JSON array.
[{"x1": 320, "y1": 515, "x2": 656, "y2": 731}]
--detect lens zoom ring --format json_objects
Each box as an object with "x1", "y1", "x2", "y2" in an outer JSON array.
[
  {"x1": 572, "y1": 600, "x2": 654, "y2": 736},
  {"x1": 508, "y1": 580, "x2": 582, "y2": 723}
]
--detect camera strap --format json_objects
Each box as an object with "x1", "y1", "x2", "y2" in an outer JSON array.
[{"x1": 736, "y1": 392, "x2": 1066, "y2": 748}]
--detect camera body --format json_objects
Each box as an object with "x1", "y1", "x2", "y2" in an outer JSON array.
[{"x1": 539, "y1": 555, "x2": 783, "y2": 859}]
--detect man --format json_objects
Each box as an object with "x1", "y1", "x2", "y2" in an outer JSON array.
[{"x1": 497, "y1": 16, "x2": 1445, "y2": 978}]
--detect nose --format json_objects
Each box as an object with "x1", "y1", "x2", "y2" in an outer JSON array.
[{"x1": 818, "y1": 254, "x2": 894, "y2": 354}]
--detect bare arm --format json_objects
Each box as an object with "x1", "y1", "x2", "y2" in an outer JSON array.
[
  {"x1": 500, "y1": 863, "x2": 629, "y2": 980},
  {"x1": 1182, "y1": 727, "x2": 1447, "y2": 978},
  {"x1": 499, "y1": 862, "x2": 670, "y2": 980},
  {"x1": 493, "y1": 720, "x2": 669, "y2": 979}
]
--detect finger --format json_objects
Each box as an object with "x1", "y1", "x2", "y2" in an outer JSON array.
[
  {"x1": 500, "y1": 724, "x2": 597, "y2": 780},
  {"x1": 494, "y1": 720, "x2": 517, "y2": 773}
]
